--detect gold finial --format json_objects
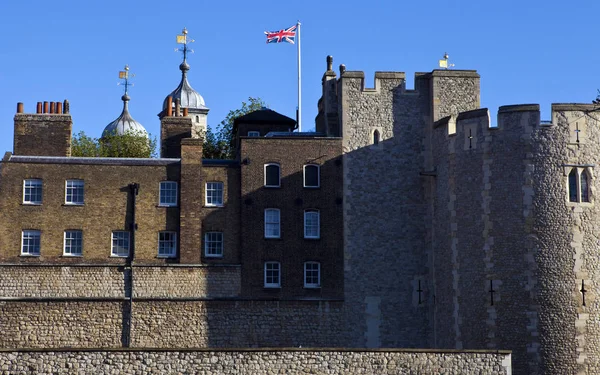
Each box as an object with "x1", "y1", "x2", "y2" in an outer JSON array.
[
  {"x1": 439, "y1": 52, "x2": 455, "y2": 70},
  {"x1": 118, "y1": 65, "x2": 134, "y2": 95}
]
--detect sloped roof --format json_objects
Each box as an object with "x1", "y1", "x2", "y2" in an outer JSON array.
[{"x1": 233, "y1": 108, "x2": 297, "y2": 126}]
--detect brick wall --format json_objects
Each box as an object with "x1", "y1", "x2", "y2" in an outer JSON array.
[{"x1": 239, "y1": 137, "x2": 343, "y2": 299}]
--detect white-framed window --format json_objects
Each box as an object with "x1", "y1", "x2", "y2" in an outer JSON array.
[
  {"x1": 23, "y1": 179, "x2": 42, "y2": 204},
  {"x1": 65, "y1": 180, "x2": 84, "y2": 205},
  {"x1": 205, "y1": 182, "x2": 224, "y2": 207},
  {"x1": 158, "y1": 231, "x2": 177, "y2": 258},
  {"x1": 204, "y1": 232, "x2": 223, "y2": 257},
  {"x1": 64, "y1": 230, "x2": 83, "y2": 256},
  {"x1": 264, "y1": 262, "x2": 281, "y2": 288},
  {"x1": 303, "y1": 164, "x2": 320, "y2": 188},
  {"x1": 568, "y1": 167, "x2": 592, "y2": 203},
  {"x1": 304, "y1": 209, "x2": 320, "y2": 239},
  {"x1": 21, "y1": 230, "x2": 41, "y2": 256},
  {"x1": 248, "y1": 131, "x2": 260, "y2": 137},
  {"x1": 264, "y1": 209, "x2": 281, "y2": 238},
  {"x1": 304, "y1": 262, "x2": 321, "y2": 288},
  {"x1": 111, "y1": 231, "x2": 130, "y2": 257},
  {"x1": 264, "y1": 163, "x2": 281, "y2": 187},
  {"x1": 159, "y1": 181, "x2": 178, "y2": 207}
]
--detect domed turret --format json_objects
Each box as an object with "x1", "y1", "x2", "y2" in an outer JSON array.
[
  {"x1": 102, "y1": 93, "x2": 148, "y2": 138},
  {"x1": 161, "y1": 60, "x2": 207, "y2": 111}
]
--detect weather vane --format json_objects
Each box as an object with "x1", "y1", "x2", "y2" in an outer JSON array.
[
  {"x1": 118, "y1": 65, "x2": 134, "y2": 95},
  {"x1": 438, "y1": 52, "x2": 455, "y2": 70},
  {"x1": 175, "y1": 27, "x2": 195, "y2": 61}
]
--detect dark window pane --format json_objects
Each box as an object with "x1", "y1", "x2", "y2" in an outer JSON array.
[
  {"x1": 304, "y1": 165, "x2": 319, "y2": 187},
  {"x1": 569, "y1": 169, "x2": 578, "y2": 202},
  {"x1": 581, "y1": 171, "x2": 590, "y2": 202},
  {"x1": 373, "y1": 130, "x2": 380, "y2": 145},
  {"x1": 265, "y1": 165, "x2": 280, "y2": 186}
]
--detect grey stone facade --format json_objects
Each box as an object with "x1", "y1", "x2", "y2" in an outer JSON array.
[{"x1": 0, "y1": 349, "x2": 511, "y2": 374}]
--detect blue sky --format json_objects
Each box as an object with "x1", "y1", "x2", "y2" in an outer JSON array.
[{"x1": 0, "y1": 0, "x2": 598, "y2": 155}]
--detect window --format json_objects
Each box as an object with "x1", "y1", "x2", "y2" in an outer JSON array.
[
  {"x1": 158, "y1": 232, "x2": 177, "y2": 258},
  {"x1": 264, "y1": 209, "x2": 280, "y2": 238},
  {"x1": 65, "y1": 180, "x2": 84, "y2": 205},
  {"x1": 373, "y1": 130, "x2": 380, "y2": 145},
  {"x1": 204, "y1": 232, "x2": 223, "y2": 257},
  {"x1": 159, "y1": 181, "x2": 178, "y2": 207},
  {"x1": 64, "y1": 230, "x2": 83, "y2": 256},
  {"x1": 205, "y1": 182, "x2": 224, "y2": 207},
  {"x1": 304, "y1": 210, "x2": 320, "y2": 239},
  {"x1": 21, "y1": 230, "x2": 41, "y2": 256},
  {"x1": 248, "y1": 131, "x2": 260, "y2": 137},
  {"x1": 111, "y1": 231, "x2": 130, "y2": 257},
  {"x1": 304, "y1": 262, "x2": 321, "y2": 288},
  {"x1": 568, "y1": 167, "x2": 591, "y2": 203},
  {"x1": 23, "y1": 179, "x2": 42, "y2": 204},
  {"x1": 264, "y1": 262, "x2": 281, "y2": 288},
  {"x1": 264, "y1": 163, "x2": 280, "y2": 187},
  {"x1": 581, "y1": 171, "x2": 590, "y2": 202},
  {"x1": 303, "y1": 164, "x2": 320, "y2": 188}
]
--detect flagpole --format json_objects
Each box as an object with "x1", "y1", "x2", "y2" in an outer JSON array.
[{"x1": 297, "y1": 21, "x2": 302, "y2": 132}]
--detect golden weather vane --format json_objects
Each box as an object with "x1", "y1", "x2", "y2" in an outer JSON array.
[
  {"x1": 439, "y1": 52, "x2": 455, "y2": 70},
  {"x1": 118, "y1": 65, "x2": 134, "y2": 95},
  {"x1": 175, "y1": 27, "x2": 195, "y2": 61}
]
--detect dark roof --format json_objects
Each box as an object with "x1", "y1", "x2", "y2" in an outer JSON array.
[
  {"x1": 7, "y1": 155, "x2": 238, "y2": 167},
  {"x1": 233, "y1": 108, "x2": 297, "y2": 126}
]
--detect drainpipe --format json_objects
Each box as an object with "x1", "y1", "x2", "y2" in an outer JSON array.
[{"x1": 123, "y1": 182, "x2": 139, "y2": 348}]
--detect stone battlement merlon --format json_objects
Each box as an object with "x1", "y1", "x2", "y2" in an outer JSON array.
[{"x1": 340, "y1": 71, "x2": 406, "y2": 93}]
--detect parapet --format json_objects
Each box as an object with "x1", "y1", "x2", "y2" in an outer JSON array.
[{"x1": 340, "y1": 70, "x2": 406, "y2": 93}]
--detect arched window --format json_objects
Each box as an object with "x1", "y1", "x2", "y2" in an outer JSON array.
[
  {"x1": 303, "y1": 164, "x2": 320, "y2": 188},
  {"x1": 569, "y1": 169, "x2": 578, "y2": 202},
  {"x1": 264, "y1": 163, "x2": 280, "y2": 187},
  {"x1": 581, "y1": 170, "x2": 590, "y2": 202},
  {"x1": 195, "y1": 116, "x2": 200, "y2": 122},
  {"x1": 373, "y1": 130, "x2": 380, "y2": 145}
]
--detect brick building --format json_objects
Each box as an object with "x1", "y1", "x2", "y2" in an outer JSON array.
[{"x1": 3, "y1": 47, "x2": 600, "y2": 374}]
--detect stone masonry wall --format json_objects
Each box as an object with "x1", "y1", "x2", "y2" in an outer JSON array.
[
  {"x1": 132, "y1": 301, "x2": 347, "y2": 348},
  {"x1": 0, "y1": 265, "x2": 241, "y2": 299},
  {"x1": 340, "y1": 71, "x2": 430, "y2": 348},
  {"x1": 0, "y1": 349, "x2": 512, "y2": 374}
]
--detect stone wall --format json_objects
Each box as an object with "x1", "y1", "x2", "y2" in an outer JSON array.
[
  {"x1": 0, "y1": 349, "x2": 512, "y2": 374},
  {"x1": 0, "y1": 265, "x2": 241, "y2": 299}
]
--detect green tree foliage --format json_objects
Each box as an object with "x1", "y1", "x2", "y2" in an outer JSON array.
[
  {"x1": 71, "y1": 130, "x2": 157, "y2": 158},
  {"x1": 203, "y1": 97, "x2": 266, "y2": 159}
]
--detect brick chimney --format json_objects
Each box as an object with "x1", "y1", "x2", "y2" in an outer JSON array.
[
  {"x1": 13, "y1": 100, "x2": 72, "y2": 156},
  {"x1": 179, "y1": 138, "x2": 203, "y2": 263}
]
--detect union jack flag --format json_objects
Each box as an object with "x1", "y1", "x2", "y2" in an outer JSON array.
[{"x1": 264, "y1": 25, "x2": 297, "y2": 44}]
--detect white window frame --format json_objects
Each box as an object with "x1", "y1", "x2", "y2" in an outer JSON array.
[
  {"x1": 205, "y1": 182, "x2": 224, "y2": 207},
  {"x1": 247, "y1": 131, "x2": 260, "y2": 137},
  {"x1": 304, "y1": 210, "x2": 320, "y2": 239},
  {"x1": 264, "y1": 163, "x2": 281, "y2": 188},
  {"x1": 158, "y1": 231, "x2": 177, "y2": 258},
  {"x1": 63, "y1": 230, "x2": 83, "y2": 256},
  {"x1": 264, "y1": 209, "x2": 281, "y2": 238},
  {"x1": 567, "y1": 167, "x2": 592, "y2": 204},
  {"x1": 303, "y1": 164, "x2": 320, "y2": 188},
  {"x1": 264, "y1": 261, "x2": 281, "y2": 288},
  {"x1": 204, "y1": 232, "x2": 224, "y2": 258},
  {"x1": 159, "y1": 181, "x2": 178, "y2": 207},
  {"x1": 304, "y1": 262, "x2": 321, "y2": 288},
  {"x1": 111, "y1": 231, "x2": 130, "y2": 257},
  {"x1": 21, "y1": 230, "x2": 41, "y2": 256},
  {"x1": 65, "y1": 179, "x2": 84, "y2": 205},
  {"x1": 23, "y1": 179, "x2": 42, "y2": 205}
]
